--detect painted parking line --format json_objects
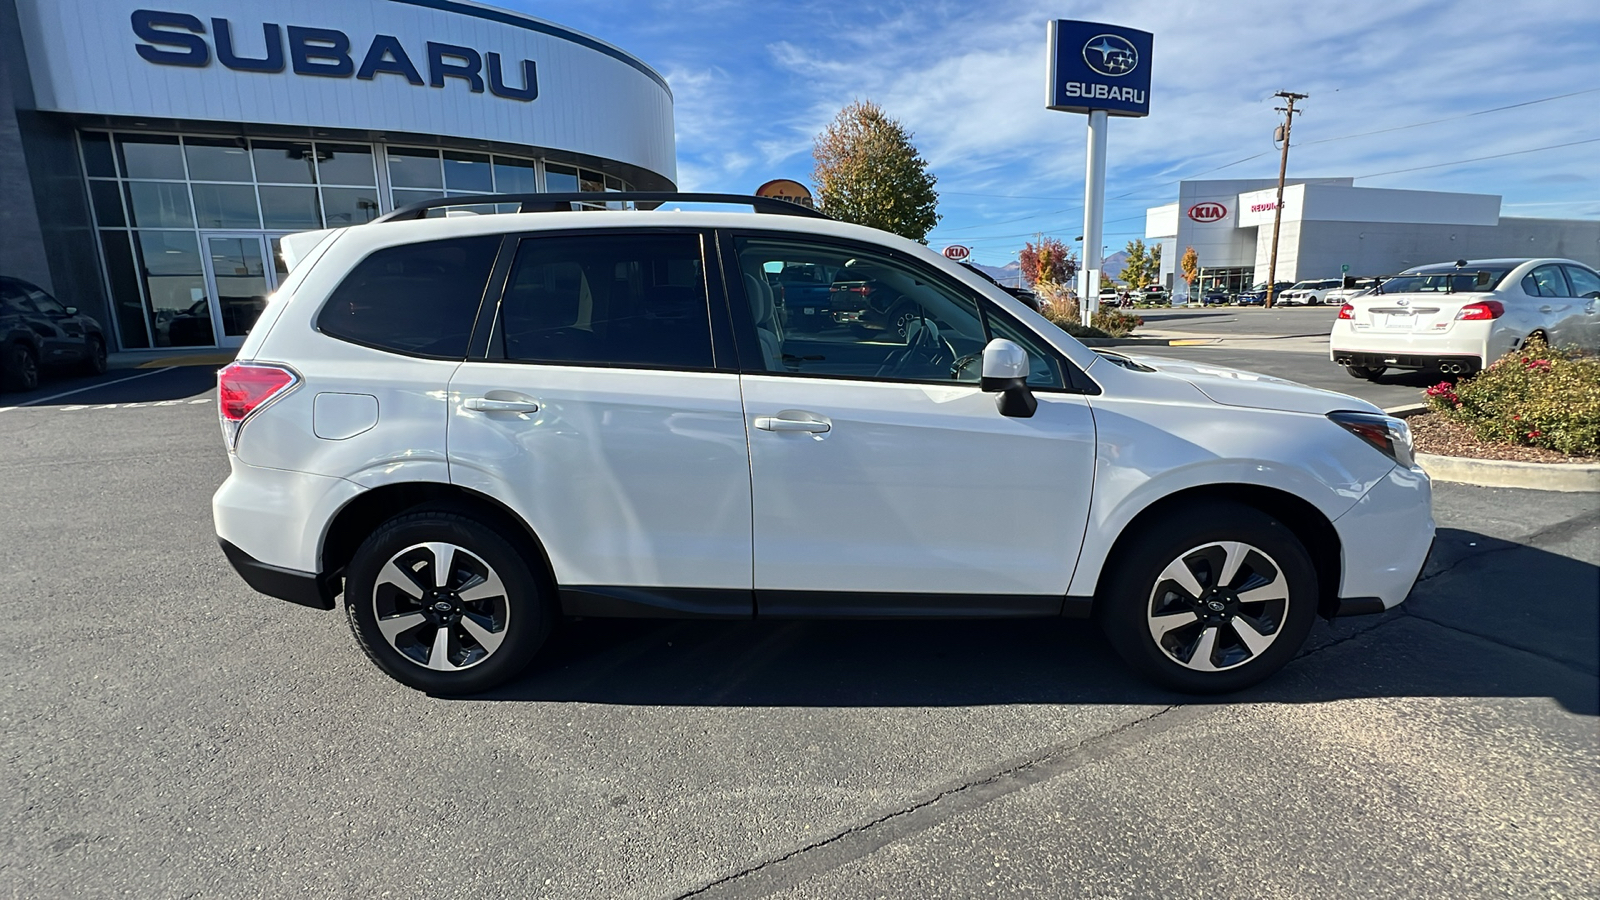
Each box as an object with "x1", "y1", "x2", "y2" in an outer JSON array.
[
  {"x1": 0, "y1": 366, "x2": 178, "y2": 414},
  {"x1": 57, "y1": 398, "x2": 215, "y2": 412}
]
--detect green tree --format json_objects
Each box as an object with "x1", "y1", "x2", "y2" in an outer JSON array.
[
  {"x1": 812, "y1": 100, "x2": 940, "y2": 243},
  {"x1": 1119, "y1": 239, "x2": 1162, "y2": 289},
  {"x1": 1019, "y1": 237, "x2": 1078, "y2": 287}
]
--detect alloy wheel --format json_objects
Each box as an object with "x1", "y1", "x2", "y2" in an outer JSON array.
[
  {"x1": 371, "y1": 541, "x2": 510, "y2": 672},
  {"x1": 1146, "y1": 541, "x2": 1290, "y2": 672}
]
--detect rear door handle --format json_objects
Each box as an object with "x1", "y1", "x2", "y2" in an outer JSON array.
[
  {"x1": 754, "y1": 415, "x2": 831, "y2": 433},
  {"x1": 464, "y1": 397, "x2": 541, "y2": 414},
  {"x1": 1539, "y1": 305, "x2": 1554, "y2": 314}
]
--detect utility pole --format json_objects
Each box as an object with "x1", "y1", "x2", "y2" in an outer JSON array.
[{"x1": 1264, "y1": 91, "x2": 1307, "y2": 309}]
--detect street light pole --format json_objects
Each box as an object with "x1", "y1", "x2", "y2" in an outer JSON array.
[{"x1": 1264, "y1": 90, "x2": 1307, "y2": 310}]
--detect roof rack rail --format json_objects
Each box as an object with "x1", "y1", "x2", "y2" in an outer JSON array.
[{"x1": 372, "y1": 191, "x2": 829, "y2": 223}]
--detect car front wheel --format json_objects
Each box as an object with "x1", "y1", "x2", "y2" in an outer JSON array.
[
  {"x1": 1098, "y1": 503, "x2": 1318, "y2": 693},
  {"x1": 82, "y1": 335, "x2": 107, "y2": 375},
  {"x1": 344, "y1": 510, "x2": 552, "y2": 695}
]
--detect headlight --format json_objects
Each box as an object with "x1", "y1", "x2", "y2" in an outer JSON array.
[{"x1": 1328, "y1": 411, "x2": 1415, "y2": 468}]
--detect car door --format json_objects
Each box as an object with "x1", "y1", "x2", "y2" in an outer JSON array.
[
  {"x1": 722, "y1": 231, "x2": 1097, "y2": 615},
  {"x1": 447, "y1": 229, "x2": 754, "y2": 615},
  {"x1": 1562, "y1": 264, "x2": 1600, "y2": 352},
  {"x1": 1521, "y1": 264, "x2": 1575, "y2": 346},
  {"x1": 21, "y1": 283, "x2": 86, "y2": 362}
]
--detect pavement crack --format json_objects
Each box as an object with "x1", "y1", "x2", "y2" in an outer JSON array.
[
  {"x1": 1400, "y1": 608, "x2": 1597, "y2": 677},
  {"x1": 673, "y1": 704, "x2": 1195, "y2": 900}
]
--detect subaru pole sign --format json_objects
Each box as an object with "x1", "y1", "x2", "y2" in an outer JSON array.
[{"x1": 1047, "y1": 20, "x2": 1153, "y2": 117}]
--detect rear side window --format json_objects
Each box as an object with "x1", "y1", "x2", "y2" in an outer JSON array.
[
  {"x1": 317, "y1": 236, "x2": 500, "y2": 358},
  {"x1": 498, "y1": 233, "x2": 713, "y2": 369}
]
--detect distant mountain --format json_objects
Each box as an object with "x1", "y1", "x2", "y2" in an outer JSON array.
[{"x1": 969, "y1": 253, "x2": 1132, "y2": 289}]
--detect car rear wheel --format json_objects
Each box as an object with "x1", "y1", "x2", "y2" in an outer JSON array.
[
  {"x1": 3, "y1": 343, "x2": 39, "y2": 392},
  {"x1": 1346, "y1": 364, "x2": 1385, "y2": 380},
  {"x1": 82, "y1": 335, "x2": 107, "y2": 375},
  {"x1": 344, "y1": 510, "x2": 552, "y2": 695},
  {"x1": 1097, "y1": 502, "x2": 1318, "y2": 693}
]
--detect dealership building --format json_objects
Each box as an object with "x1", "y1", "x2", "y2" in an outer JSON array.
[
  {"x1": 1145, "y1": 178, "x2": 1600, "y2": 298},
  {"x1": 0, "y1": 0, "x2": 674, "y2": 351}
]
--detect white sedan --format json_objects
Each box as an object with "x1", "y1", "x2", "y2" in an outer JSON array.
[
  {"x1": 1331, "y1": 258, "x2": 1600, "y2": 379},
  {"x1": 1277, "y1": 279, "x2": 1341, "y2": 306}
]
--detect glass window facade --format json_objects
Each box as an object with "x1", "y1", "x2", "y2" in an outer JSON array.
[{"x1": 81, "y1": 130, "x2": 629, "y2": 349}]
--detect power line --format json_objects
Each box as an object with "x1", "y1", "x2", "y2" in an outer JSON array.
[
  {"x1": 1353, "y1": 137, "x2": 1600, "y2": 179},
  {"x1": 1299, "y1": 87, "x2": 1600, "y2": 148}
]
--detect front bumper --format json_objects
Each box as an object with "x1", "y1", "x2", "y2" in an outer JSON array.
[{"x1": 1332, "y1": 465, "x2": 1435, "y2": 610}]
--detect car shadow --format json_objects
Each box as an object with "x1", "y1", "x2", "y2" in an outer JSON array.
[{"x1": 477, "y1": 528, "x2": 1597, "y2": 715}]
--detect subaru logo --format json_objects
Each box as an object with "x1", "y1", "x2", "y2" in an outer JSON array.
[
  {"x1": 1396, "y1": 298, "x2": 1410, "y2": 307},
  {"x1": 1083, "y1": 34, "x2": 1138, "y2": 77}
]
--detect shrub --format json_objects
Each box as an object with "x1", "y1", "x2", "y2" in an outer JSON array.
[
  {"x1": 1424, "y1": 337, "x2": 1600, "y2": 456},
  {"x1": 1035, "y1": 283, "x2": 1141, "y2": 338}
]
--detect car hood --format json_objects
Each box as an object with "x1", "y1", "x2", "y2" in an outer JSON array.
[{"x1": 1117, "y1": 353, "x2": 1383, "y2": 416}]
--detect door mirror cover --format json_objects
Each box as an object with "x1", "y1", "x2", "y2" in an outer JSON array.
[
  {"x1": 979, "y1": 338, "x2": 1028, "y2": 392},
  {"x1": 64, "y1": 306, "x2": 78, "y2": 316}
]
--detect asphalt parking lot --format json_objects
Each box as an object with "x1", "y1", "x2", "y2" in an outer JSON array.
[{"x1": 1, "y1": 353, "x2": 1596, "y2": 898}]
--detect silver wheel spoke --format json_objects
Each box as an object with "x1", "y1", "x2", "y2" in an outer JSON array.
[
  {"x1": 376, "y1": 560, "x2": 425, "y2": 599},
  {"x1": 1186, "y1": 626, "x2": 1221, "y2": 671},
  {"x1": 426, "y1": 624, "x2": 455, "y2": 670},
  {"x1": 1231, "y1": 616, "x2": 1276, "y2": 657},
  {"x1": 459, "y1": 611, "x2": 505, "y2": 655},
  {"x1": 377, "y1": 611, "x2": 426, "y2": 644},
  {"x1": 1217, "y1": 541, "x2": 1247, "y2": 588},
  {"x1": 458, "y1": 570, "x2": 506, "y2": 604},
  {"x1": 1158, "y1": 557, "x2": 1206, "y2": 600},
  {"x1": 1150, "y1": 610, "x2": 1199, "y2": 639},
  {"x1": 1238, "y1": 576, "x2": 1289, "y2": 604},
  {"x1": 423, "y1": 542, "x2": 457, "y2": 588}
]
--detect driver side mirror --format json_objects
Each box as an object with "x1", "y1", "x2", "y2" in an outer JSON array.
[
  {"x1": 979, "y1": 338, "x2": 1037, "y2": 418},
  {"x1": 63, "y1": 306, "x2": 78, "y2": 316}
]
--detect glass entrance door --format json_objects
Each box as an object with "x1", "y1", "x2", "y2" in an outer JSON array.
[{"x1": 200, "y1": 233, "x2": 278, "y2": 347}]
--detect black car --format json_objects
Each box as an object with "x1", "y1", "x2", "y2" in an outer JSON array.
[
  {"x1": 1199, "y1": 290, "x2": 1232, "y2": 306},
  {"x1": 1, "y1": 275, "x2": 107, "y2": 392},
  {"x1": 959, "y1": 262, "x2": 1044, "y2": 312}
]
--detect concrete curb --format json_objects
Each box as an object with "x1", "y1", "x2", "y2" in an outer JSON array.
[
  {"x1": 1384, "y1": 404, "x2": 1600, "y2": 492},
  {"x1": 1077, "y1": 337, "x2": 1177, "y2": 347}
]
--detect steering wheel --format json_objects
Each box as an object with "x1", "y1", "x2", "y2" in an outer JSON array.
[{"x1": 875, "y1": 317, "x2": 956, "y2": 379}]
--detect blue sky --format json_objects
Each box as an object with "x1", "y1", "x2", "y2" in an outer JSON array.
[{"x1": 514, "y1": 0, "x2": 1600, "y2": 267}]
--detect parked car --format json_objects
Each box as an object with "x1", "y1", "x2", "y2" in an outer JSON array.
[
  {"x1": 1331, "y1": 258, "x2": 1600, "y2": 379},
  {"x1": 1322, "y1": 278, "x2": 1381, "y2": 306},
  {"x1": 772, "y1": 262, "x2": 835, "y2": 332},
  {"x1": 1, "y1": 275, "x2": 107, "y2": 392},
  {"x1": 1134, "y1": 284, "x2": 1170, "y2": 306},
  {"x1": 1235, "y1": 282, "x2": 1295, "y2": 306},
  {"x1": 213, "y1": 191, "x2": 1434, "y2": 698},
  {"x1": 1277, "y1": 279, "x2": 1342, "y2": 306},
  {"x1": 1198, "y1": 290, "x2": 1232, "y2": 306}
]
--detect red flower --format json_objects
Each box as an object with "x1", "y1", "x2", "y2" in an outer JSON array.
[
  {"x1": 1512, "y1": 415, "x2": 1521, "y2": 421},
  {"x1": 1528, "y1": 431, "x2": 1542, "y2": 438}
]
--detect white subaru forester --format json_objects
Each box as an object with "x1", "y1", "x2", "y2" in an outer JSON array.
[{"x1": 213, "y1": 193, "x2": 1434, "y2": 695}]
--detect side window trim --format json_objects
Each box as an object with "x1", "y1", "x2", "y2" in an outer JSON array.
[{"x1": 482, "y1": 227, "x2": 724, "y2": 373}]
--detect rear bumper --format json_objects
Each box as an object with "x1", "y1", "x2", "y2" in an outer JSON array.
[
  {"x1": 1332, "y1": 350, "x2": 1481, "y2": 373},
  {"x1": 219, "y1": 539, "x2": 334, "y2": 610}
]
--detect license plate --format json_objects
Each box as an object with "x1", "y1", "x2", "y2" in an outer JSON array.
[
  {"x1": 804, "y1": 308, "x2": 815, "y2": 314},
  {"x1": 1383, "y1": 313, "x2": 1414, "y2": 329}
]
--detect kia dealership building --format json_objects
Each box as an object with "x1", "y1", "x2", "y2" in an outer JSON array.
[
  {"x1": 0, "y1": 0, "x2": 675, "y2": 351},
  {"x1": 1145, "y1": 178, "x2": 1600, "y2": 298}
]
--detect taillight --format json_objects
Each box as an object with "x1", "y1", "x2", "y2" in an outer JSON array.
[
  {"x1": 1337, "y1": 303, "x2": 1355, "y2": 320},
  {"x1": 218, "y1": 362, "x2": 298, "y2": 450},
  {"x1": 1455, "y1": 300, "x2": 1504, "y2": 321}
]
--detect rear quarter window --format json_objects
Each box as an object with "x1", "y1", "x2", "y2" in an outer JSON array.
[{"x1": 317, "y1": 236, "x2": 500, "y2": 358}]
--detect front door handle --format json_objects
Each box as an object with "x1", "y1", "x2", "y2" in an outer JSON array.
[
  {"x1": 754, "y1": 414, "x2": 831, "y2": 433},
  {"x1": 1539, "y1": 305, "x2": 1554, "y2": 314},
  {"x1": 464, "y1": 397, "x2": 541, "y2": 414}
]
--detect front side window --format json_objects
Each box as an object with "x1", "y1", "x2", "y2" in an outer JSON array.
[
  {"x1": 731, "y1": 236, "x2": 1069, "y2": 388},
  {"x1": 499, "y1": 233, "x2": 713, "y2": 370},
  {"x1": 317, "y1": 236, "x2": 500, "y2": 358},
  {"x1": 1563, "y1": 265, "x2": 1600, "y2": 299}
]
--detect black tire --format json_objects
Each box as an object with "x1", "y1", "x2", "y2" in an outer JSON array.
[
  {"x1": 1097, "y1": 502, "x2": 1319, "y2": 694},
  {"x1": 82, "y1": 335, "x2": 107, "y2": 375},
  {"x1": 344, "y1": 510, "x2": 552, "y2": 695},
  {"x1": 3, "y1": 343, "x2": 39, "y2": 393},
  {"x1": 1345, "y1": 364, "x2": 1385, "y2": 380}
]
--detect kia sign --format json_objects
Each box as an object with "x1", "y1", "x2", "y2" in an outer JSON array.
[
  {"x1": 1187, "y1": 201, "x2": 1227, "y2": 223},
  {"x1": 1046, "y1": 20, "x2": 1153, "y2": 117},
  {"x1": 942, "y1": 245, "x2": 971, "y2": 262}
]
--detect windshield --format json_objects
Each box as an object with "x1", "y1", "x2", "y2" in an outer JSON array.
[{"x1": 1377, "y1": 267, "x2": 1511, "y2": 294}]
